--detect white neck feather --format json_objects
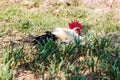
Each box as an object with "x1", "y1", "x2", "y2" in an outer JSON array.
[{"x1": 52, "y1": 27, "x2": 82, "y2": 43}]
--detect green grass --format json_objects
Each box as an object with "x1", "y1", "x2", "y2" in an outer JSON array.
[
  {"x1": 0, "y1": 0, "x2": 120, "y2": 80},
  {"x1": 0, "y1": 1, "x2": 119, "y2": 37},
  {"x1": 1, "y1": 33, "x2": 120, "y2": 80}
]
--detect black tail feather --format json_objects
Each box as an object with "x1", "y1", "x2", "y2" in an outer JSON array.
[{"x1": 32, "y1": 31, "x2": 58, "y2": 45}]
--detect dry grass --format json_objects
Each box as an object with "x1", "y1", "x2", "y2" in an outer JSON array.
[{"x1": 0, "y1": 0, "x2": 120, "y2": 80}]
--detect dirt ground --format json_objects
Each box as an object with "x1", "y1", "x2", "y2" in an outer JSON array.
[{"x1": 0, "y1": 0, "x2": 120, "y2": 80}]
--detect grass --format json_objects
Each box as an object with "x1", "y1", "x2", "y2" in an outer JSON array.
[
  {"x1": 0, "y1": 0, "x2": 120, "y2": 80},
  {"x1": 1, "y1": 33, "x2": 120, "y2": 80},
  {"x1": 0, "y1": 1, "x2": 119, "y2": 36}
]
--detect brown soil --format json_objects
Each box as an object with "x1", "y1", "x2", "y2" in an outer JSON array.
[{"x1": 0, "y1": 0, "x2": 120, "y2": 80}]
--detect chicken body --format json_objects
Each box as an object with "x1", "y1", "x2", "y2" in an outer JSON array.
[{"x1": 52, "y1": 27, "x2": 82, "y2": 43}]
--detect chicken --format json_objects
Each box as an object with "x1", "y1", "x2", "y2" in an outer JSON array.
[
  {"x1": 52, "y1": 20, "x2": 82, "y2": 43},
  {"x1": 33, "y1": 20, "x2": 82, "y2": 45}
]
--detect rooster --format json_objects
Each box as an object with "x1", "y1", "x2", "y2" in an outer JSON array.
[
  {"x1": 33, "y1": 20, "x2": 82, "y2": 45},
  {"x1": 53, "y1": 20, "x2": 82, "y2": 43}
]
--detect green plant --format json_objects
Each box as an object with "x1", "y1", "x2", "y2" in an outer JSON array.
[{"x1": 0, "y1": 0, "x2": 120, "y2": 79}]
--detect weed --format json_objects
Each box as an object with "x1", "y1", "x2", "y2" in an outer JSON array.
[{"x1": 0, "y1": 0, "x2": 120, "y2": 80}]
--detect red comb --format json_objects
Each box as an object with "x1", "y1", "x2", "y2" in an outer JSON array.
[{"x1": 69, "y1": 20, "x2": 82, "y2": 30}]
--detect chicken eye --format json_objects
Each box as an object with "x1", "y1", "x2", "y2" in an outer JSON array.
[{"x1": 75, "y1": 29, "x2": 80, "y2": 34}]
